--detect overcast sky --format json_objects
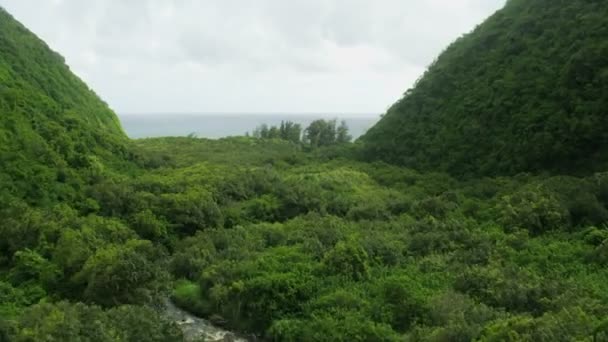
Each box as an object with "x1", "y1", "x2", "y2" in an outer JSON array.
[{"x1": 0, "y1": 0, "x2": 505, "y2": 115}]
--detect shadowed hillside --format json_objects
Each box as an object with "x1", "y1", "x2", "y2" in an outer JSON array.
[{"x1": 362, "y1": 0, "x2": 608, "y2": 177}]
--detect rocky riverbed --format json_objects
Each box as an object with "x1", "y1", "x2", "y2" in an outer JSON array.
[{"x1": 164, "y1": 299, "x2": 249, "y2": 342}]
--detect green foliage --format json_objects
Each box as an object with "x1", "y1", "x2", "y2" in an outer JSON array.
[
  {"x1": 336, "y1": 120, "x2": 353, "y2": 144},
  {"x1": 3, "y1": 3, "x2": 608, "y2": 341},
  {"x1": 304, "y1": 119, "x2": 337, "y2": 147},
  {"x1": 590, "y1": 239, "x2": 608, "y2": 266},
  {"x1": 8, "y1": 249, "x2": 60, "y2": 291},
  {"x1": 408, "y1": 291, "x2": 497, "y2": 341},
  {"x1": 362, "y1": 0, "x2": 608, "y2": 176},
  {"x1": 0, "y1": 281, "x2": 32, "y2": 319},
  {"x1": 171, "y1": 280, "x2": 207, "y2": 317},
  {"x1": 375, "y1": 275, "x2": 427, "y2": 331},
  {"x1": 7, "y1": 301, "x2": 182, "y2": 342},
  {"x1": 498, "y1": 187, "x2": 569, "y2": 234},
  {"x1": 129, "y1": 209, "x2": 168, "y2": 241},
  {"x1": 133, "y1": 136, "x2": 303, "y2": 168},
  {"x1": 0, "y1": 9, "x2": 131, "y2": 206},
  {"x1": 269, "y1": 312, "x2": 400, "y2": 342},
  {"x1": 253, "y1": 121, "x2": 303, "y2": 144},
  {"x1": 479, "y1": 307, "x2": 599, "y2": 342},
  {"x1": 323, "y1": 240, "x2": 371, "y2": 281},
  {"x1": 159, "y1": 190, "x2": 224, "y2": 235},
  {"x1": 197, "y1": 246, "x2": 318, "y2": 333},
  {"x1": 74, "y1": 240, "x2": 169, "y2": 307},
  {"x1": 252, "y1": 119, "x2": 353, "y2": 148}
]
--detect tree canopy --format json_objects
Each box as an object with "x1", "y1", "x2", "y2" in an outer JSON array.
[
  {"x1": 253, "y1": 119, "x2": 353, "y2": 147},
  {"x1": 362, "y1": 0, "x2": 608, "y2": 177},
  {"x1": 3, "y1": 2, "x2": 608, "y2": 341}
]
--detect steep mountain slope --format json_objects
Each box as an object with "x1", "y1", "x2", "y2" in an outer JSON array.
[
  {"x1": 361, "y1": 0, "x2": 608, "y2": 176},
  {"x1": 0, "y1": 8, "x2": 130, "y2": 205}
]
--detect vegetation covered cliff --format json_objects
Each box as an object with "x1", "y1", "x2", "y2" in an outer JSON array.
[{"x1": 362, "y1": 0, "x2": 608, "y2": 176}]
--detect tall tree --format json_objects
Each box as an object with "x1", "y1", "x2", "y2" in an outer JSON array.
[
  {"x1": 336, "y1": 120, "x2": 352, "y2": 144},
  {"x1": 280, "y1": 121, "x2": 302, "y2": 143},
  {"x1": 304, "y1": 119, "x2": 337, "y2": 147}
]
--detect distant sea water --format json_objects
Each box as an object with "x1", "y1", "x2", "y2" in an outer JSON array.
[{"x1": 118, "y1": 113, "x2": 379, "y2": 140}]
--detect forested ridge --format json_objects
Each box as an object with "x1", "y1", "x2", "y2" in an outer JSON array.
[
  {"x1": 3, "y1": 1, "x2": 608, "y2": 341},
  {"x1": 362, "y1": 0, "x2": 608, "y2": 177},
  {"x1": 0, "y1": 8, "x2": 131, "y2": 209}
]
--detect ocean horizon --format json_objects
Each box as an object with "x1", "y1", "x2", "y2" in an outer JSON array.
[{"x1": 118, "y1": 113, "x2": 380, "y2": 140}]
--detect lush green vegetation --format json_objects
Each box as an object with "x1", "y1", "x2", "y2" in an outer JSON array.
[
  {"x1": 0, "y1": 7, "x2": 133, "y2": 210},
  {"x1": 4, "y1": 1, "x2": 608, "y2": 341},
  {"x1": 252, "y1": 119, "x2": 353, "y2": 147},
  {"x1": 0, "y1": 7, "x2": 177, "y2": 340},
  {"x1": 252, "y1": 121, "x2": 303, "y2": 144},
  {"x1": 6, "y1": 128, "x2": 608, "y2": 340},
  {"x1": 150, "y1": 145, "x2": 608, "y2": 340},
  {"x1": 362, "y1": 0, "x2": 608, "y2": 177}
]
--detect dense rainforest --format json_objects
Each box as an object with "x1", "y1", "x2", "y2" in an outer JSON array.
[
  {"x1": 2, "y1": 0, "x2": 608, "y2": 341},
  {"x1": 362, "y1": 0, "x2": 608, "y2": 177}
]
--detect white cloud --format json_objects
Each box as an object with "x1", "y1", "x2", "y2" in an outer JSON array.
[{"x1": 0, "y1": 0, "x2": 505, "y2": 114}]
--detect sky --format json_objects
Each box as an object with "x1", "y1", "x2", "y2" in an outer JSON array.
[{"x1": 0, "y1": 0, "x2": 505, "y2": 115}]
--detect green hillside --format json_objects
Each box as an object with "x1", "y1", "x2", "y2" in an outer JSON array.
[
  {"x1": 3, "y1": 3, "x2": 608, "y2": 341},
  {"x1": 362, "y1": 0, "x2": 608, "y2": 176},
  {"x1": 0, "y1": 8, "x2": 130, "y2": 206}
]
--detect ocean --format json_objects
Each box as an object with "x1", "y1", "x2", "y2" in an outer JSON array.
[{"x1": 118, "y1": 113, "x2": 380, "y2": 140}]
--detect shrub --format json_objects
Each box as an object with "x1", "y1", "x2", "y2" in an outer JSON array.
[
  {"x1": 323, "y1": 240, "x2": 371, "y2": 281},
  {"x1": 499, "y1": 187, "x2": 569, "y2": 234},
  {"x1": 171, "y1": 280, "x2": 208, "y2": 317}
]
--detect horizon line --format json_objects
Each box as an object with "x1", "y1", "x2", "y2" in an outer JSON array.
[{"x1": 118, "y1": 112, "x2": 381, "y2": 118}]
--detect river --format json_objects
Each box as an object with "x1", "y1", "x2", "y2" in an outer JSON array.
[{"x1": 164, "y1": 299, "x2": 249, "y2": 342}]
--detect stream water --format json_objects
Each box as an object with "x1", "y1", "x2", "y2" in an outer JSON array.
[{"x1": 164, "y1": 299, "x2": 249, "y2": 342}]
